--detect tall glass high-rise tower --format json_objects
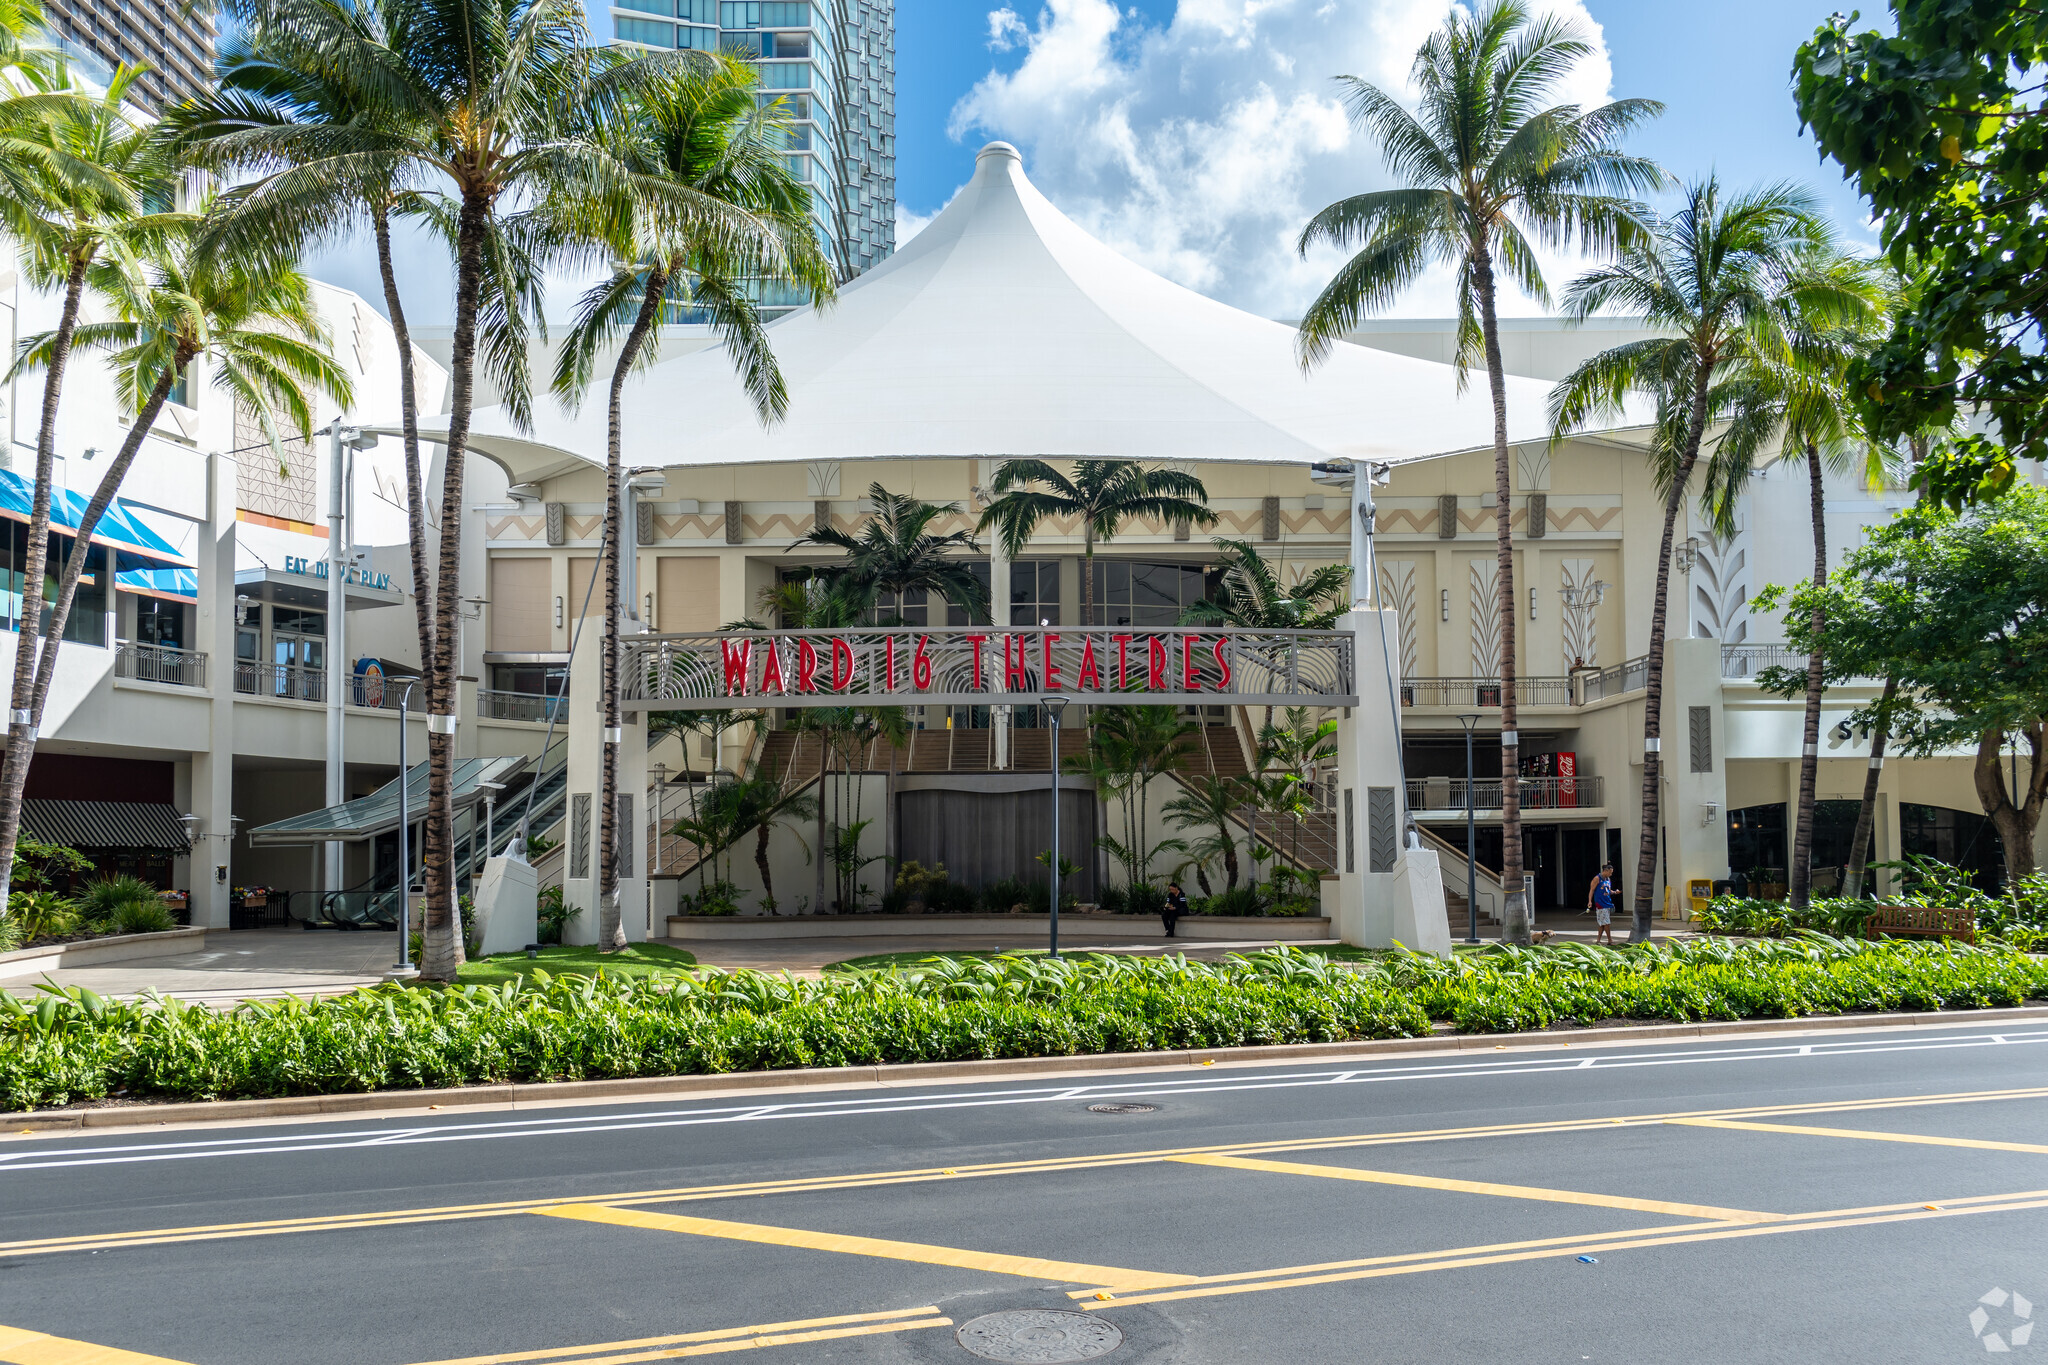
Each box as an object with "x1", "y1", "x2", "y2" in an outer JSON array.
[{"x1": 610, "y1": 0, "x2": 896, "y2": 293}]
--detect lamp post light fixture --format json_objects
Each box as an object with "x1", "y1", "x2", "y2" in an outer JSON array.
[
  {"x1": 1458, "y1": 712, "x2": 1481, "y2": 945},
  {"x1": 394, "y1": 677, "x2": 422, "y2": 973},
  {"x1": 478, "y1": 779, "x2": 507, "y2": 864},
  {"x1": 1043, "y1": 694, "x2": 1071, "y2": 958},
  {"x1": 1558, "y1": 579, "x2": 1608, "y2": 670}
]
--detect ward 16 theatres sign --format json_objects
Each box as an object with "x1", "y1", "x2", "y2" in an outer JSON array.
[{"x1": 620, "y1": 627, "x2": 1358, "y2": 711}]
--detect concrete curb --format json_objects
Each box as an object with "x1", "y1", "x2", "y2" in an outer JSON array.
[{"x1": 11, "y1": 1003, "x2": 2048, "y2": 1133}]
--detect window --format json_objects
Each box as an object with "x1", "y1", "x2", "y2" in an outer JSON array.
[
  {"x1": 490, "y1": 662, "x2": 567, "y2": 698},
  {"x1": 1901, "y1": 803, "x2": 2007, "y2": 892},
  {"x1": 1090, "y1": 559, "x2": 1220, "y2": 628},
  {"x1": 272, "y1": 608, "x2": 325, "y2": 637},
  {"x1": 136, "y1": 597, "x2": 184, "y2": 649},
  {"x1": 1725, "y1": 803, "x2": 1786, "y2": 883},
  {"x1": 720, "y1": 30, "x2": 763, "y2": 56},
  {"x1": 771, "y1": 31, "x2": 809, "y2": 57},
  {"x1": 677, "y1": 0, "x2": 716, "y2": 18},
  {"x1": 866, "y1": 587, "x2": 928, "y2": 627},
  {"x1": 614, "y1": 15, "x2": 675, "y2": 45},
  {"x1": 616, "y1": 0, "x2": 671, "y2": 15},
  {"x1": 1009, "y1": 559, "x2": 1059, "y2": 626},
  {"x1": 679, "y1": 23, "x2": 714, "y2": 49},
  {"x1": 755, "y1": 62, "x2": 820, "y2": 92},
  {"x1": 946, "y1": 561, "x2": 992, "y2": 627}
]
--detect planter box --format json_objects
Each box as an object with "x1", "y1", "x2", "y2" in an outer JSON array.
[
  {"x1": 662, "y1": 912, "x2": 1332, "y2": 942},
  {"x1": 0, "y1": 927, "x2": 206, "y2": 982}
]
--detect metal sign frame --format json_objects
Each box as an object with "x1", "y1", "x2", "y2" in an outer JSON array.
[{"x1": 618, "y1": 626, "x2": 1356, "y2": 711}]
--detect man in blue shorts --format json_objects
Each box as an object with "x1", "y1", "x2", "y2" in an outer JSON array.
[{"x1": 1587, "y1": 862, "x2": 1617, "y2": 944}]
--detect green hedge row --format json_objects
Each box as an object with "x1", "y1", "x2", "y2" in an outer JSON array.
[{"x1": 5, "y1": 938, "x2": 2045, "y2": 1111}]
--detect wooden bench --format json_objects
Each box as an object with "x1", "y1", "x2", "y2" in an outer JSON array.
[{"x1": 1865, "y1": 906, "x2": 1976, "y2": 944}]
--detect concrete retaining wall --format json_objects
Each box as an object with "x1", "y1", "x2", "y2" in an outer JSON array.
[
  {"x1": 661, "y1": 913, "x2": 1331, "y2": 942},
  {"x1": 0, "y1": 927, "x2": 206, "y2": 982}
]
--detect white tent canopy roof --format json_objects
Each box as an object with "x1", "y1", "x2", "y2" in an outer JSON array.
[{"x1": 419, "y1": 142, "x2": 1604, "y2": 479}]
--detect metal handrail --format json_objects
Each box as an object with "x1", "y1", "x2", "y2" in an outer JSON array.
[
  {"x1": 1407, "y1": 774, "x2": 1606, "y2": 812},
  {"x1": 1721, "y1": 644, "x2": 1807, "y2": 680},
  {"x1": 1401, "y1": 676, "x2": 1573, "y2": 707},
  {"x1": 114, "y1": 641, "x2": 206, "y2": 688},
  {"x1": 234, "y1": 660, "x2": 325, "y2": 702},
  {"x1": 478, "y1": 688, "x2": 569, "y2": 723},
  {"x1": 349, "y1": 674, "x2": 423, "y2": 710},
  {"x1": 1578, "y1": 656, "x2": 1649, "y2": 703}
]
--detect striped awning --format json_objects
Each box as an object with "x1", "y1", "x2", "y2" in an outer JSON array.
[
  {"x1": 21, "y1": 799, "x2": 193, "y2": 852},
  {"x1": 0, "y1": 468, "x2": 193, "y2": 570}
]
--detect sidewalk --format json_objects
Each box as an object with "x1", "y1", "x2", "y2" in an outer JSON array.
[{"x1": 11, "y1": 929, "x2": 395, "y2": 1004}]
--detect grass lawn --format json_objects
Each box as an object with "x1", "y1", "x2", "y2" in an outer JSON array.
[{"x1": 453, "y1": 942, "x2": 699, "y2": 986}]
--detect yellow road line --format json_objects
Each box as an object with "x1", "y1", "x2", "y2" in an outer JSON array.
[
  {"x1": 1169, "y1": 1153, "x2": 1779, "y2": 1222},
  {"x1": 407, "y1": 1313, "x2": 953, "y2": 1365},
  {"x1": 1670, "y1": 1117, "x2": 2048, "y2": 1154},
  {"x1": 405, "y1": 1308, "x2": 946, "y2": 1365},
  {"x1": 536, "y1": 1204, "x2": 1195, "y2": 1291},
  {"x1": 10, "y1": 1084, "x2": 2047, "y2": 1259},
  {"x1": 0, "y1": 1325, "x2": 196, "y2": 1364},
  {"x1": 1085, "y1": 1193, "x2": 2048, "y2": 1309}
]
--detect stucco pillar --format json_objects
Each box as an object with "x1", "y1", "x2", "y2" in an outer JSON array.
[
  {"x1": 1334, "y1": 608, "x2": 1451, "y2": 953},
  {"x1": 188, "y1": 449, "x2": 237, "y2": 929},
  {"x1": 1662, "y1": 636, "x2": 1731, "y2": 918}
]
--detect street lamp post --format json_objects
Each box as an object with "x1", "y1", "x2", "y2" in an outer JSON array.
[
  {"x1": 395, "y1": 677, "x2": 421, "y2": 972},
  {"x1": 1458, "y1": 712, "x2": 1480, "y2": 944},
  {"x1": 1044, "y1": 694, "x2": 1070, "y2": 958}
]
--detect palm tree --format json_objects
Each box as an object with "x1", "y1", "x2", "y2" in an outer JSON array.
[
  {"x1": 0, "y1": 64, "x2": 164, "y2": 907},
  {"x1": 192, "y1": 0, "x2": 685, "y2": 980},
  {"x1": 2, "y1": 209, "x2": 350, "y2": 892},
  {"x1": 1086, "y1": 705, "x2": 1197, "y2": 887},
  {"x1": 1163, "y1": 774, "x2": 1248, "y2": 893},
  {"x1": 1708, "y1": 251, "x2": 1890, "y2": 907},
  {"x1": 1296, "y1": 0, "x2": 1661, "y2": 947},
  {"x1": 1549, "y1": 178, "x2": 1840, "y2": 939},
  {"x1": 1182, "y1": 537, "x2": 1350, "y2": 730},
  {"x1": 795, "y1": 482, "x2": 988, "y2": 620},
  {"x1": 978, "y1": 460, "x2": 1215, "y2": 623},
  {"x1": 549, "y1": 52, "x2": 835, "y2": 954},
  {"x1": 1257, "y1": 708, "x2": 1339, "y2": 875}
]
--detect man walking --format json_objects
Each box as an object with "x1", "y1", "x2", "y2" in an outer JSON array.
[
  {"x1": 1162, "y1": 882, "x2": 1188, "y2": 939},
  {"x1": 1587, "y1": 862, "x2": 1617, "y2": 945}
]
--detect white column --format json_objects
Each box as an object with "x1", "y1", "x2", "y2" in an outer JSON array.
[
  {"x1": 189, "y1": 449, "x2": 238, "y2": 930},
  {"x1": 989, "y1": 520, "x2": 1011, "y2": 770},
  {"x1": 562, "y1": 617, "x2": 600, "y2": 943},
  {"x1": 324, "y1": 423, "x2": 345, "y2": 893}
]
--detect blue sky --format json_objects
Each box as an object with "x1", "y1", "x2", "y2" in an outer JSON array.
[
  {"x1": 894, "y1": 0, "x2": 1874, "y2": 318},
  {"x1": 315, "y1": 0, "x2": 1878, "y2": 325}
]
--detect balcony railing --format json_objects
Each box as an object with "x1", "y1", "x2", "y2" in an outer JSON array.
[
  {"x1": 1406, "y1": 774, "x2": 1606, "y2": 813},
  {"x1": 234, "y1": 661, "x2": 325, "y2": 702},
  {"x1": 113, "y1": 641, "x2": 206, "y2": 688},
  {"x1": 1402, "y1": 676, "x2": 1574, "y2": 708},
  {"x1": 349, "y1": 674, "x2": 423, "y2": 710},
  {"x1": 1721, "y1": 644, "x2": 1807, "y2": 680},
  {"x1": 1578, "y1": 656, "x2": 1649, "y2": 703},
  {"x1": 479, "y1": 688, "x2": 568, "y2": 723}
]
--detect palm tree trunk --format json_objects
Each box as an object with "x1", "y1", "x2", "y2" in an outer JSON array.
[
  {"x1": 418, "y1": 190, "x2": 491, "y2": 982},
  {"x1": 1634, "y1": 359, "x2": 1713, "y2": 943},
  {"x1": 597, "y1": 272, "x2": 669, "y2": 953},
  {"x1": 814, "y1": 725, "x2": 829, "y2": 913},
  {"x1": 1789, "y1": 443, "x2": 1827, "y2": 909},
  {"x1": 1080, "y1": 525, "x2": 1094, "y2": 625},
  {"x1": 29, "y1": 360, "x2": 188, "y2": 722},
  {"x1": 755, "y1": 818, "x2": 774, "y2": 909},
  {"x1": 1843, "y1": 675, "x2": 1897, "y2": 899},
  {"x1": 373, "y1": 206, "x2": 436, "y2": 687},
  {"x1": 1471, "y1": 246, "x2": 1527, "y2": 944},
  {"x1": 1222, "y1": 815, "x2": 1239, "y2": 890},
  {"x1": 0, "y1": 257, "x2": 88, "y2": 908}
]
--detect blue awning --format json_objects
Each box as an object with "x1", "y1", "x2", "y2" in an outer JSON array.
[
  {"x1": 0, "y1": 468, "x2": 192, "y2": 569},
  {"x1": 114, "y1": 567, "x2": 197, "y2": 602}
]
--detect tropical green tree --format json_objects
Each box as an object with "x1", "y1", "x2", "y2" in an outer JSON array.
[
  {"x1": 1256, "y1": 708, "x2": 1339, "y2": 875},
  {"x1": 1083, "y1": 705, "x2": 1196, "y2": 888},
  {"x1": 1296, "y1": 0, "x2": 1662, "y2": 946},
  {"x1": 2, "y1": 210, "x2": 350, "y2": 897},
  {"x1": 1709, "y1": 251, "x2": 1890, "y2": 907},
  {"x1": 795, "y1": 482, "x2": 987, "y2": 621},
  {"x1": 0, "y1": 62, "x2": 159, "y2": 909},
  {"x1": 1162, "y1": 773, "x2": 1247, "y2": 894},
  {"x1": 189, "y1": 0, "x2": 679, "y2": 980},
  {"x1": 1763, "y1": 487, "x2": 2048, "y2": 881},
  {"x1": 1549, "y1": 178, "x2": 1838, "y2": 940},
  {"x1": 1182, "y1": 538, "x2": 1350, "y2": 729},
  {"x1": 978, "y1": 460, "x2": 1214, "y2": 623},
  {"x1": 1792, "y1": 3, "x2": 2048, "y2": 507},
  {"x1": 550, "y1": 51, "x2": 835, "y2": 953},
  {"x1": 170, "y1": 0, "x2": 447, "y2": 718}
]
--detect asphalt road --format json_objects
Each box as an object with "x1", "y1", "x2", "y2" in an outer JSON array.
[{"x1": 4, "y1": 1021, "x2": 2048, "y2": 1364}]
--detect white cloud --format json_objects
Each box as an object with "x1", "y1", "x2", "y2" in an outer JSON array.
[
  {"x1": 945, "y1": 0, "x2": 1622, "y2": 319},
  {"x1": 896, "y1": 201, "x2": 941, "y2": 245}
]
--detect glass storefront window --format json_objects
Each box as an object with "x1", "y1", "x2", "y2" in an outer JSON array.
[{"x1": 1009, "y1": 559, "x2": 1059, "y2": 626}]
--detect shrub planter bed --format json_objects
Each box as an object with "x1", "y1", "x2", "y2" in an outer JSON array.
[
  {"x1": 5, "y1": 937, "x2": 2046, "y2": 1112},
  {"x1": 661, "y1": 912, "x2": 1332, "y2": 941}
]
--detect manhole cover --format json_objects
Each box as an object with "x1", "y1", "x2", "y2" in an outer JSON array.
[
  {"x1": 956, "y1": 1310, "x2": 1123, "y2": 1362},
  {"x1": 1085, "y1": 1103, "x2": 1156, "y2": 1115}
]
